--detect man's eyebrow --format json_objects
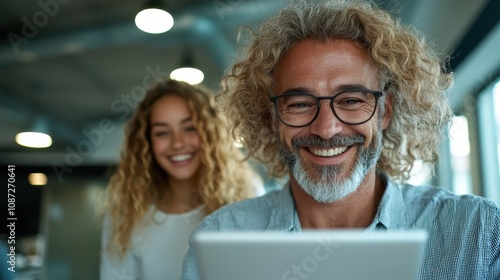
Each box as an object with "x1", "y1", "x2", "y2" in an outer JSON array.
[
  {"x1": 336, "y1": 84, "x2": 372, "y2": 92},
  {"x1": 279, "y1": 84, "x2": 373, "y2": 95},
  {"x1": 280, "y1": 87, "x2": 313, "y2": 94}
]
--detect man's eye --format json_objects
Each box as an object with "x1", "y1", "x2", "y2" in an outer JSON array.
[
  {"x1": 341, "y1": 98, "x2": 363, "y2": 105},
  {"x1": 289, "y1": 102, "x2": 311, "y2": 108}
]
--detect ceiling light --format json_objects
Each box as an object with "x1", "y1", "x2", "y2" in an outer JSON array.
[
  {"x1": 16, "y1": 132, "x2": 52, "y2": 148},
  {"x1": 170, "y1": 67, "x2": 204, "y2": 85},
  {"x1": 135, "y1": 1, "x2": 174, "y2": 34},
  {"x1": 170, "y1": 51, "x2": 204, "y2": 85},
  {"x1": 29, "y1": 173, "x2": 47, "y2": 186},
  {"x1": 15, "y1": 117, "x2": 53, "y2": 148}
]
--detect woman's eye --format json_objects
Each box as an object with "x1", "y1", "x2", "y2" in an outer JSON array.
[{"x1": 154, "y1": 131, "x2": 169, "y2": 137}]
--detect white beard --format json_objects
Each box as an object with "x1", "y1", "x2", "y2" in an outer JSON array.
[{"x1": 278, "y1": 128, "x2": 383, "y2": 203}]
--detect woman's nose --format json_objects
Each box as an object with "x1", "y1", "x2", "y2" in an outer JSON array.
[{"x1": 171, "y1": 131, "x2": 186, "y2": 148}]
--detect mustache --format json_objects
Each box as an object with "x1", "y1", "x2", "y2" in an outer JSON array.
[{"x1": 291, "y1": 135, "x2": 365, "y2": 148}]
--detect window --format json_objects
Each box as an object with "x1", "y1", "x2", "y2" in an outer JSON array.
[
  {"x1": 448, "y1": 116, "x2": 473, "y2": 195},
  {"x1": 475, "y1": 79, "x2": 500, "y2": 205}
]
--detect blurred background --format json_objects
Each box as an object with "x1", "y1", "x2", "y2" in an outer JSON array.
[{"x1": 0, "y1": 0, "x2": 499, "y2": 279}]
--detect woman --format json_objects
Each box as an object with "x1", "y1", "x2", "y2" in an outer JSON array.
[{"x1": 99, "y1": 79, "x2": 262, "y2": 279}]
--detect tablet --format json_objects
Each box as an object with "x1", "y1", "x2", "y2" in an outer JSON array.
[{"x1": 192, "y1": 230, "x2": 428, "y2": 280}]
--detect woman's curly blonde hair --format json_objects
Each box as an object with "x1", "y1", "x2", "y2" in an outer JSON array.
[
  {"x1": 220, "y1": 0, "x2": 453, "y2": 182},
  {"x1": 103, "y1": 79, "x2": 257, "y2": 256}
]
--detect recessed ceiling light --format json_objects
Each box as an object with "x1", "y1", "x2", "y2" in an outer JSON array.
[
  {"x1": 135, "y1": 8, "x2": 174, "y2": 34},
  {"x1": 29, "y1": 173, "x2": 47, "y2": 186},
  {"x1": 15, "y1": 132, "x2": 52, "y2": 148},
  {"x1": 170, "y1": 67, "x2": 204, "y2": 85}
]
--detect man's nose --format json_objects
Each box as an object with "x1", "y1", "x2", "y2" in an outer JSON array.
[{"x1": 309, "y1": 100, "x2": 343, "y2": 139}]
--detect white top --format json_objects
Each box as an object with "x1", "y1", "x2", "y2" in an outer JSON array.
[{"x1": 100, "y1": 205, "x2": 205, "y2": 280}]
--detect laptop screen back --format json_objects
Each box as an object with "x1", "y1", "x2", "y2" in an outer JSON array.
[{"x1": 193, "y1": 230, "x2": 428, "y2": 280}]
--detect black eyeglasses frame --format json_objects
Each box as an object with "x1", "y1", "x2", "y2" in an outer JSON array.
[{"x1": 270, "y1": 89, "x2": 384, "y2": 127}]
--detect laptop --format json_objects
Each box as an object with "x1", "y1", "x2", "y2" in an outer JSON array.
[{"x1": 192, "y1": 230, "x2": 428, "y2": 280}]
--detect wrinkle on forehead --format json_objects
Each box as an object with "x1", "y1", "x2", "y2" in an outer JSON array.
[{"x1": 275, "y1": 38, "x2": 380, "y2": 95}]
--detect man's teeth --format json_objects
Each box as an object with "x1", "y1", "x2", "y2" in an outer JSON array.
[
  {"x1": 170, "y1": 154, "x2": 192, "y2": 162},
  {"x1": 309, "y1": 147, "x2": 348, "y2": 157}
]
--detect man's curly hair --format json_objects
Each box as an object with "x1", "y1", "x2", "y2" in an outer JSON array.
[{"x1": 220, "y1": 0, "x2": 453, "y2": 182}]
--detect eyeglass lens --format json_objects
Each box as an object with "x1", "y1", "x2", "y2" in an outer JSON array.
[{"x1": 275, "y1": 91, "x2": 378, "y2": 126}]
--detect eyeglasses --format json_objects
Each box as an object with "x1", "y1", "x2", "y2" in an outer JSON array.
[{"x1": 270, "y1": 89, "x2": 383, "y2": 127}]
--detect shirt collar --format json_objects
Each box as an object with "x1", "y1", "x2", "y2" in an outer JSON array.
[
  {"x1": 268, "y1": 173, "x2": 408, "y2": 232},
  {"x1": 268, "y1": 184, "x2": 301, "y2": 232},
  {"x1": 367, "y1": 173, "x2": 409, "y2": 231}
]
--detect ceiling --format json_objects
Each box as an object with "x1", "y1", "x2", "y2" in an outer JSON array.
[{"x1": 0, "y1": 0, "x2": 499, "y2": 169}]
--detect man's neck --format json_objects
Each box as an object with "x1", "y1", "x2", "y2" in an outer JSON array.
[{"x1": 291, "y1": 171, "x2": 385, "y2": 229}]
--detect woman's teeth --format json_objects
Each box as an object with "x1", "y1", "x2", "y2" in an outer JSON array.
[{"x1": 170, "y1": 154, "x2": 192, "y2": 162}]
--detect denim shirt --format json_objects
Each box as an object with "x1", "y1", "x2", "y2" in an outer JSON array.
[{"x1": 181, "y1": 175, "x2": 500, "y2": 280}]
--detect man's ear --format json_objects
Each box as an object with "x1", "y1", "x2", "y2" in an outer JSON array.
[{"x1": 381, "y1": 93, "x2": 393, "y2": 129}]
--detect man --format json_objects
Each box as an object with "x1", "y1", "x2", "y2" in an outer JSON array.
[{"x1": 182, "y1": 1, "x2": 500, "y2": 279}]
